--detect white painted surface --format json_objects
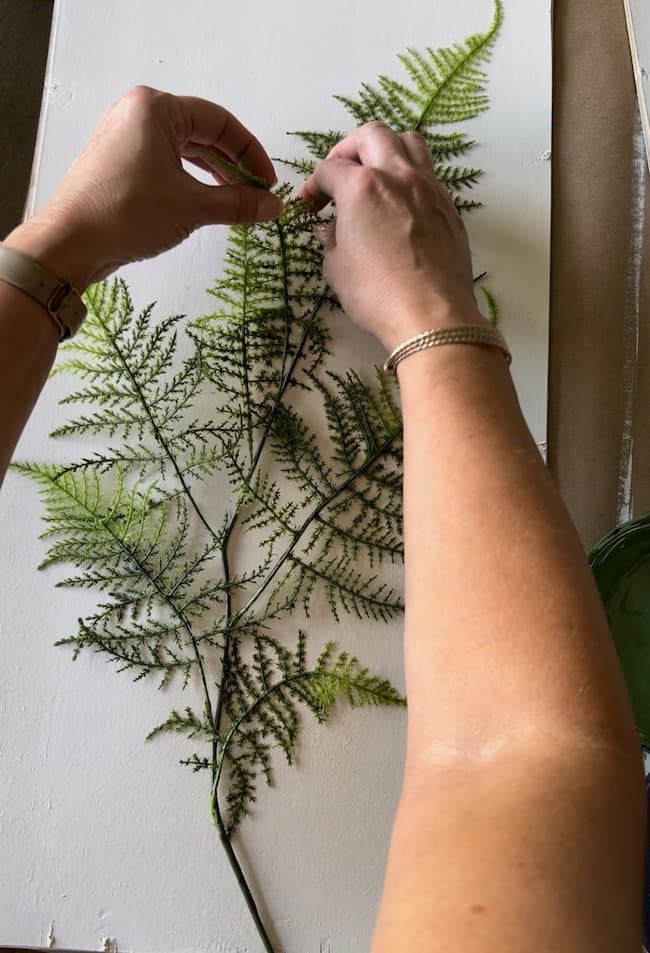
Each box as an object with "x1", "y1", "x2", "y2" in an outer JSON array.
[
  {"x1": 0, "y1": 1, "x2": 552, "y2": 951},
  {"x1": 624, "y1": 0, "x2": 650, "y2": 171}
]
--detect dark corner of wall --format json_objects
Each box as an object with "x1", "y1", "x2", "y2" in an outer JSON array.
[{"x1": 0, "y1": 0, "x2": 54, "y2": 237}]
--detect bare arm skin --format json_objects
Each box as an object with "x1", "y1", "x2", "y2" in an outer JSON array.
[
  {"x1": 0, "y1": 85, "x2": 281, "y2": 479},
  {"x1": 300, "y1": 123, "x2": 645, "y2": 952}
]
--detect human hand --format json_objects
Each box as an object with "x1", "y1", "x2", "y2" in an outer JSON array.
[
  {"x1": 6, "y1": 86, "x2": 282, "y2": 291},
  {"x1": 297, "y1": 122, "x2": 487, "y2": 353}
]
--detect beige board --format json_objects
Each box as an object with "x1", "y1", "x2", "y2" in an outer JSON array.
[{"x1": 550, "y1": 0, "x2": 650, "y2": 548}]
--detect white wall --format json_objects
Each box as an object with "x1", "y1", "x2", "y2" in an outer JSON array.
[
  {"x1": 624, "y1": 0, "x2": 650, "y2": 170},
  {"x1": 0, "y1": 1, "x2": 552, "y2": 951}
]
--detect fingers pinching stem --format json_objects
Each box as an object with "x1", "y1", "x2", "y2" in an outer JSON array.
[
  {"x1": 175, "y1": 95, "x2": 278, "y2": 187},
  {"x1": 297, "y1": 157, "x2": 359, "y2": 211},
  {"x1": 298, "y1": 123, "x2": 435, "y2": 211},
  {"x1": 325, "y1": 121, "x2": 410, "y2": 168}
]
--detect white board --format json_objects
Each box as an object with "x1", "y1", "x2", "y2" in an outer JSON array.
[
  {"x1": 0, "y1": 2, "x2": 552, "y2": 951},
  {"x1": 624, "y1": 0, "x2": 650, "y2": 171}
]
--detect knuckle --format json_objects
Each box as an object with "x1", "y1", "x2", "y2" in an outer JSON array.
[
  {"x1": 357, "y1": 120, "x2": 389, "y2": 141},
  {"x1": 123, "y1": 84, "x2": 158, "y2": 111},
  {"x1": 351, "y1": 166, "x2": 381, "y2": 197},
  {"x1": 103, "y1": 85, "x2": 162, "y2": 134},
  {"x1": 399, "y1": 166, "x2": 422, "y2": 188}
]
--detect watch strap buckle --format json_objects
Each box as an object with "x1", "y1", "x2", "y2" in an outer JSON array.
[{"x1": 47, "y1": 281, "x2": 74, "y2": 317}]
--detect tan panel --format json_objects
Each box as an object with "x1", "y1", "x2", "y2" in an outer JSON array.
[{"x1": 549, "y1": 0, "x2": 648, "y2": 548}]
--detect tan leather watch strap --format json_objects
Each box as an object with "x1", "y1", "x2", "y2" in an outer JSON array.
[{"x1": 0, "y1": 244, "x2": 87, "y2": 340}]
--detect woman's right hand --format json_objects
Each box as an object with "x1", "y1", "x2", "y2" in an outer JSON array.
[{"x1": 298, "y1": 121, "x2": 488, "y2": 353}]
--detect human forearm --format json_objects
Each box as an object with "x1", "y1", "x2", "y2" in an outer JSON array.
[
  {"x1": 0, "y1": 280, "x2": 56, "y2": 480},
  {"x1": 398, "y1": 342, "x2": 638, "y2": 765},
  {"x1": 367, "y1": 338, "x2": 645, "y2": 953},
  {"x1": 289, "y1": 119, "x2": 645, "y2": 952},
  {"x1": 0, "y1": 215, "x2": 115, "y2": 481},
  {"x1": 373, "y1": 743, "x2": 643, "y2": 953},
  {"x1": 369, "y1": 339, "x2": 644, "y2": 953},
  {"x1": 0, "y1": 221, "x2": 86, "y2": 481}
]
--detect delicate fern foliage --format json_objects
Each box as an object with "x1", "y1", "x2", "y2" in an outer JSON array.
[
  {"x1": 18, "y1": 194, "x2": 407, "y2": 827},
  {"x1": 49, "y1": 281, "x2": 217, "y2": 482},
  {"x1": 16, "y1": 8, "x2": 502, "y2": 952},
  {"x1": 149, "y1": 631, "x2": 403, "y2": 835},
  {"x1": 190, "y1": 189, "x2": 333, "y2": 460},
  {"x1": 286, "y1": 0, "x2": 503, "y2": 209}
]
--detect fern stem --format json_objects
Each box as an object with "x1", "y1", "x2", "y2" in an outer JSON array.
[
  {"x1": 240, "y1": 229, "x2": 255, "y2": 465},
  {"x1": 209, "y1": 274, "x2": 329, "y2": 953},
  {"x1": 96, "y1": 321, "x2": 220, "y2": 722},
  {"x1": 215, "y1": 220, "x2": 301, "y2": 631},
  {"x1": 276, "y1": 220, "x2": 293, "y2": 387},
  {"x1": 209, "y1": 781, "x2": 277, "y2": 953},
  {"x1": 214, "y1": 285, "x2": 329, "y2": 727}
]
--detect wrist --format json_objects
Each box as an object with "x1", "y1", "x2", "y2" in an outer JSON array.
[
  {"x1": 395, "y1": 329, "x2": 511, "y2": 386},
  {"x1": 382, "y1": 300, "x2": 492, "y2": 353},
  {"x1": 4, "y1": 214, "x2": 102, "y2": 294}
]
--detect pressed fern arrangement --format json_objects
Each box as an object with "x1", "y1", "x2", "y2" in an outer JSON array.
[{"x1": 16, "y1": 3, "x2": 503, "y2": 951}]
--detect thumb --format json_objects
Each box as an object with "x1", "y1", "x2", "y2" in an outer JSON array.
[{"x1": 193, "y1": 181, "x2": 283, "y2": 225}]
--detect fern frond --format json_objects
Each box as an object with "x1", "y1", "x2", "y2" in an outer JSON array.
[
  {"x1": 270, "y1": 554, "x2": 403, "y2": 623},
  {"x1": 191, "y1": 195, "x2": 331, "y2": 464},
  {"x1": 15, "y1": 463, "x2": 221, "y2": 683},
  {"x1": 51, "y1": 280, "x2": 210, "y2": 490},
  {"x1": 285, "y1": 130, "x2": 344, "y2": 160},
  {"x1": 215, "y1": 632, "x2": 404, "y2": 834},
  {"x1": 147, "y1": 706, "x2": 215, "y2": 742},
  {"x1": 281, "y1": 0, "x2": 504, "y2": 205},
  {"x1": 274, "y1": 156, "x2": 316, "y2": 177},
  {"x1": 220, "y1": 368, "x2": 403, "y2": 627},
  {"x1": 341, "y1": 0, "x2": 504, "y2": 129},
  {"x1": 308, "y1": 641, "x2": 406, "y2": 711}
]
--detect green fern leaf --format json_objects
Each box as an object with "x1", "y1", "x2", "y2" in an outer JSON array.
[
  {"x1": 290, "y1": 1, "x2": 503, "y2": 205},
  {"x1": 285, "y1": 129, "x2": 344, "y2": 160},
  {"x1": 216, "y1": 631, "x2": 404, "y2": 834}
]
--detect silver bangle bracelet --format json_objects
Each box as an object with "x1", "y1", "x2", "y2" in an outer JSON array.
[{"x1": 383, "y1": 324, "x2": 512, "y2": 374}]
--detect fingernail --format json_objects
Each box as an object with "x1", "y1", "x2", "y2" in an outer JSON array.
[{"x1": 312, "y1": 222, "x2": 334, "y2": 249}]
